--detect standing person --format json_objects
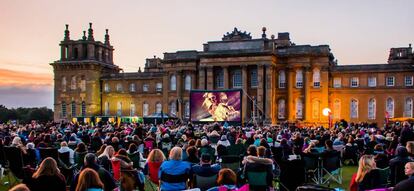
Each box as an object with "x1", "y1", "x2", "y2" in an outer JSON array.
[
  {"x1": 144, "y1": 149, "x2": 166, "y2": 185},
  {"x1": 394, "y1": 162, "x2": 414, "y2": 191},
  {"x1": 159, "y1": 147, "x2": 191, "y2": 191},
  {"x1": 27, "y1": 157, "x2": 66, "y2": 191},
  {"x1": 75, "y1": 168, "x2": 104, "y2": 191}
]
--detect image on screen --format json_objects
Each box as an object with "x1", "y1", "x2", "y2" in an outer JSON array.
[{"x1": 190, "y1": 90, "x2": 241, "y2": 122}]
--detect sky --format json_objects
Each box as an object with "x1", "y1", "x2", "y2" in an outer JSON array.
[{"x1": 0, "y1": 0, "x2": 413, "y2": 109}]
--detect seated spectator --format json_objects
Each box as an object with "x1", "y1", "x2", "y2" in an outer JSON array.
[
  {"x1": 185, "y1": 146, "x2": 200, "y2": 165},
  {"x1": 75, "y1": 168, "x2": 104, "y2": 191},
  {"x1": 26, "y1": 157, "x2": 66, "y2": 191},
  {"x1": 394, "y1": 162, "x2": 414, "y2": 191},
  {"x1": 159, "y1": 146, "x2": 191, "y2": 191},
  {"x1": 406, "y1": 141, "x2": 414, "y2": 158},
  {"x1": 217, "y1": 135, "x2": 230, "y2": 147},
  {"x1": 127, "y1": 143, "x2": 144, "y2": 170},
  {"x1": 74, "y1": 142, "x2": 88, "y2": 166},
  {"x1": 98, "y1": 145, "x2": 114, "y2": 171},
  {"x1": 95, "y1": 144, "x2": 107, "y2": 157},
  {"x1": 243, "y1": 146, "x2": 274, "y2": 190},
  {"x1": 144, "y1": 149, "x2": 166, "y2": 185},
  {"x1": 70, "y1": 153, "x2": 117, "y2": 191},
  {"x1": 206, "y1": 168, "x2": 242, "y2": 191},
  {"x1": 374, "y1": 144, "x2": 389, "y2": 169},
  {"x1": 11, "y1": 137, "x2": 27, "y2": 155},
  {"x1": 192, "y1": 153, "x2": 221, "y2": 177},
  {"x1": 58, "y1": 141, "x2": 75, "y2": 165},
  {"x1": 390, "y1": 146, "x2": 414, "y2": 186},
  {"x1": 352, "y1": 155, "x2": 382, "y2": 191},
  {"x1": 199, "y1": 139, "x2": 216, "y2": 162}
]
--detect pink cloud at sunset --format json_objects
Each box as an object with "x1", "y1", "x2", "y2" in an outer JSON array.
[{"x1": 0, "y1": 68, "x2": 53, "y2": 87}]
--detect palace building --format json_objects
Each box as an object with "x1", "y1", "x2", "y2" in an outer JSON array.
[{"x1": 51, "y1": 23, "x2": 414, "y2": 126}]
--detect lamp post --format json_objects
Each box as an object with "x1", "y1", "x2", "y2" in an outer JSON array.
[{"x1": 322, "y1": 108, "x2": 332, "y2": 129}]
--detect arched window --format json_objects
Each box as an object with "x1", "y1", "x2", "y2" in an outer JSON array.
[
  {"x1": 129, "y1": 83, "x2": 136, "y2": 92},
  {"x1": 71, "y1": 101, "x2": 76, "y2": 117},
  {"x1": 104, "y1": 102, "x2": 109, "y2": 116},
  {"x1": 169, "y1": 101, "x2": 177, "y2": 116},
  {"x1": 104, "y1": 83, "x2": 110, "y2": 92},
  {"x1": 116, "y1": 83, "x2": 123, "y2": 92},
  {"x1": 73, "y1": 47, "x2": 78, "y2": 59},
  {"x1": 215, "y1": 69, "x2": 224, "y2": 88},
  {"x1": 61, "y1": 102, "x2": 67, "y2": 117},
  {"x1": 143, "y1": 102, "x2": 149, "y2": 117},
  {"x1": 350, "y1": 99, "x2": 358, "y2": 119},
  {"x1": 185, "y1": 75, "x2": 192, "y2": 91},
  {"x1": 333, "y1": 99, "x2": 341, "y2": 119},
  {"x1": 312, "y1": 99, "x2": 320, "y2": 119},
  {"x1": 278, "y1": 70, "x2": 286, "y2": 88},
  {"x1": 232, "y1": 69, "x2": 242, "y2": 88},
  {"x1": 117, "y1": 101, "x2": 122, "y2": 116},
  {"x1": 386, "y1": 97, "x2": 394, "y2": 118},
  {"x1": 130, "y1": 103, "x2": 136, "y2": 116},
  {"x1": 61, "y1": 76, "x2": 67, "y2": 92},
  {"x1": 368, "y1": 98, "x2": 376, "y2": 120},
  {"x1": 278, "y1": 99, "x2": 286, "y2": 119},
  {"x1": 80, "y1": 75, "x2": 86, "y2": 92},
  {"x1": 156, "y1": 102, "x2": 162, "y2": 113},
  {"x1": 313, "y1": 68, "x2": 320, "y2": 88},
  {"x1": 296, "y1": 69, "x2": 303, "y2": 88},
  {"x1": 250, "y1": 69, "x2": 258, "y2": 87},
  {"x1": 170, "y1": 75, "x2": 176, "y2": 91},
  {"x1": 81, "y1": 101, "x2": 86, "y2": 116},
  {"x1": 71, "y1": 76, "x2": 77, "y2": 90},
  {"x1": 156, "y1": 83, "x2": 162, "y2": 92},
  {"x1": 184, "y1": 101, "x2": 190, "y2": 118},
  {"x1": 296, "y1": 98, "x2": 303, "y2": 119},
  {"x1": 405, "y1": 98, "x2": 413, "y2": 118}
]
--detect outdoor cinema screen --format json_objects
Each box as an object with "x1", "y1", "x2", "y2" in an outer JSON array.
[{"x1": 190, "y1": 90, "x2": 242, "y2": 122}]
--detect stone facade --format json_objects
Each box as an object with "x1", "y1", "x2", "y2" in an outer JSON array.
[{"x1": 51, "y1": 24, "x2": 414, "y2": 126}]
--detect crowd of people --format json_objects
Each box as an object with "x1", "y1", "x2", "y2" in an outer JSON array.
[{"x1": 1, "y1": 119, "x2": 414, "y2": 191}]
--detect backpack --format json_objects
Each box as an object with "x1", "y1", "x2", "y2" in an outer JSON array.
[{"x1": 218, "y1": 184, "x2": 249, "y2": 191}]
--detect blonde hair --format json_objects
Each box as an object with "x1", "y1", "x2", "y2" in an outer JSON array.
[
  {"x1": 147, "y1": 149, "x2": 166, "y2": 163},
  {"x1": 355, "y1": 155, "x2": 376, "y2": 182},
  {"x1": 75, "y1": 168, "x2": 104, "y2": 191},
  {"x1": 99, "y1": 145, "x2": 114, "y2": 159},
  {"x1": 32, "y1": 157, "x2": 61, "y2": 179},
  {"x1": 169, "y1": 147, "x2": 182, "y2": 160}
]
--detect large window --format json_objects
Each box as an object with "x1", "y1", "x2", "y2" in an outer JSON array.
[
  {"x1": 313, "y1": 68, "x2": 320, "y2": 88},
  {"x1": 250, "y1": 69, "x2": 258, "y2": 88},
  {"x1": 386, "y1": 76, "x2": 395, "y2": 87},
  {"x1": 296, "y1": 98, "x2": 303, "y2": 119},
  {"x1": 156, "y1": 83, "x2": 162, "y2": 92},
  {"x1": 184, "y1": 101, "x2": 190, "y2": 119},
  {"x1": 333, "y1": 99, "x2": 341, "y2": 119},
  {"x1": 130, "y1": 103, "x2": 136, "y2": 116},
  {"x1": 296, "y1": 69, "x2": 303, "y2": 88},
  {"x1": 71, "y1": 76, "x2": 77, "y2": 90},
  {"x1": 405, "y1": 76, "x2": 413, "y2": 87},
  {"x1": 368, "y1": 77, "x2": 377, "y2": 87},
  {"x1": 333, "y1": 77, "x2": 341, "y2": 88},
  {"x1": 104, "y1": 102, "x2": 109, "y2": 116},
  {"x1": 129, "y1": 83, "x2": 136, "y2": 92},
  {"x1": 143, "y1": 84, "x2": 149, "y2": 92},
  {"x1": 350, "y1": 77, "x2": 359, "y2": 87},
  {"x1": 156, "y1": 102, "x2": 162, "y2": 113},
  {"x1": 232, "y1": 69, "x2": 242, "y2": 88},
  {"x1": 104, "y1": 83, "x2": 110, "y2": 92},
  {"x1": 117, "y1": 102, "x2": 122, "y2": 116},
  {"x1": 278, "y1": 70, "x2": 286, "y2": 88},
  {"x1": 61, "y1": 102, "x2": 67, "y2": 117},
  {"x1": 405, "y1": 98, "x2": 413, "y2": 118},
  {"x1": 169, "y1": 101, "x2": 177, "y2": 117},
  {"x1": 368, "y1": 98, "x2": 376, "y2": 120},
  {"x1": 81, "y1": 101, "x2": 86, "y2": 116},
  {"x1": 71, "y1": 101, "x2": 76, "y2": 117},
  {"x1": 80, "y1": 76, "x2": 86, "y2": 92},
  {"x1": 185, "y1": 75, "x2": 192, "y2": 91},
  {"x1": 215, "y1": 69, "x2": 224, "y2": 88},
  {"x1": 61, "y1": 76, "x2": 67, "y2": 92},
  {"x1": 312, "y1": 99, "x2": 320, "y2": 119},
  {"x1": 386, "y1": 97, "x2": 394, "y2": 118},
  {"x1": 278, "y1": 99, "x2": 286, "y2": 119},
  {"x1": 170, "y1": 75, "x2": 177, "y2": 91},
  {"x1": 116, "y1": 83, "x2": 123, "y2": 92},
  {"x1": 143, "y1": 103, "x2": 149, "y2": 117},
  {"x1": 350, "y1": 99, "x2": 358, "y2": 119}
]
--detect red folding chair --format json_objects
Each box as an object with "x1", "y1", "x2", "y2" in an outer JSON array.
[{"x1": 111, "y1": 160, "x2": 121, "y2": 181}]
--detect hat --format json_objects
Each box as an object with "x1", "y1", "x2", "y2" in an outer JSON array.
[{"x1": 201, "y1": 153, "x2": 211, "y2": 162}]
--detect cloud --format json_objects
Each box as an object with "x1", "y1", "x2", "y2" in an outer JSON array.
[{"x1": 0, "y1": 68, "x2": 53, "y2": 87}]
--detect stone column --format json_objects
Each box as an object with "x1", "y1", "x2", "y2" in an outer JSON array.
[
  {"x1": 176, "y1": 71, "x2": 183, "y2": 119},
  {"x1": 287, "y1": 67, "x2": 295, "y2": 120},
  {"x1": 198, "y1": 66, "x2": 205, "y2": 90},
  {"x1": 304, "y1": 66, "x2": 311, "y2": 121},
  {"x1": 257, "y1": 64, "x2": 264, "y2": 119},
  {"x1": 242, "y1": 65, "x2": 248, "y2": 125},
  {"x1": 271, "y1": 65, "x2": 277, "y2": 125},
  {"x1": 206, "y1": 66, "x2": 214, "y2": 90},
  {"x1": 162, "y1": 73, "x2": 169, "y2": 113},
  {"x1": 223, "y1": 66, "x2": 229, "y2": 89}
]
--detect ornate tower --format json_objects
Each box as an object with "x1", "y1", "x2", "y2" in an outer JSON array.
[{"x1": 51, "y1": 23, "x2": 120, "y2": 121}]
